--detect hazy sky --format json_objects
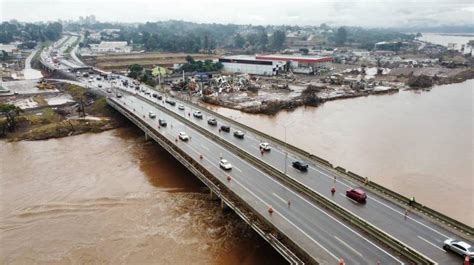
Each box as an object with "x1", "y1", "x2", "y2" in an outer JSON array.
[{"x1": 1, "y1": 0, "x2": 473, "y2": 27}]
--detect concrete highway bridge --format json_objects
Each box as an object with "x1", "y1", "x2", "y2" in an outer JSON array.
[{"x1": 39, "y1": 39, "x2": 473, "y2": 265}]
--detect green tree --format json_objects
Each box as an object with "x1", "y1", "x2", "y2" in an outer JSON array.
[
  {"x1": 233, "y1": 33, "x2": 245, "y2": 48},
  {"x1": 271, "y1": 30, "x2": 286, "y2": 50},
  {"x1": 0, "y1": 104, "x2": 22, "y2": 133},
  {"x1": 128, "y1": 64, "x2": 143, "y2": 79},
  {"x1": 335, "y1": 27, "x2": 348, "y2": 45}
]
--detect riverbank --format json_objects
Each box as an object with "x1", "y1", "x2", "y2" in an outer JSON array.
[{"x1": 0, "y1": 82, "x2": 126, "y2": 141}]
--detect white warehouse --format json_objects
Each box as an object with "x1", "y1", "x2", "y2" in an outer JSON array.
[{"x1": 219, "y1": 55, "x2": 285, "y2": 76}]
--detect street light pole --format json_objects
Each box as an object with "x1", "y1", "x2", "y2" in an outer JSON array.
[{"x1": 284, "y1": 125, "x2": 288, "y2": 175}]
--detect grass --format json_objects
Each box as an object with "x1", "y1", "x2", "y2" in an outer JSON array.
[{"x1": 65, "y1": 84, "x2": 86, "y2": 100}]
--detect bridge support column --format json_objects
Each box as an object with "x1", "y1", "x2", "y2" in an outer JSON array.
[
  {"x1": 209, "y1": 189, "x2": 217, "y2": 200},
  {"x1": 144, "y1": 132, "x2": 149, "y2": 141},
  {"x1": 220, "y1": 199, "x2": 229, "y2": 210}
]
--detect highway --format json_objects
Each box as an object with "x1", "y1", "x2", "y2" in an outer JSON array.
[
  {"x1": 89, "y1": 76, "x2": 470, "y2": 264},
  {"x1": 40, "y1": 38, "x2": 473, "y2": 263}
]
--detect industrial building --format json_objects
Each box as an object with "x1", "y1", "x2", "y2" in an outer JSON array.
[
  {"x1": 219, "y1": 55, "x2": 285, "y2": 76},
  {"x1": 89, "y1": 41, "x2": 132, "y2": 54},
  {"x1": 219, "y1": 54, "x2": 332, "y2": 75}
]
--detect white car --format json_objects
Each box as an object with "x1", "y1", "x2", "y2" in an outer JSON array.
[
  {"x1": 178, "y1": 105, "x2": 185, "y2": 110},
  {"x1": 148, "y1": 112, "x2": 156, "y2": 119},
  {"x1": 179, "y1": 132, "x2": 189, "y2": 141},
  {"x1": 193, "y1": 111, "x2": 203, "y2": 118},
  {"x1": 219, "y1": 159, "x2": 232, "y2": 170},
  {"x1": 443, "y1": 239, "x2": 474, "y2": 259},
  {"x1": 259, "y1": 142, "x2": 271, "y2": 151}
]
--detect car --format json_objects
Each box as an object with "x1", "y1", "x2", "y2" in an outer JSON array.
[
  {"x1": 207, "y1": 117, "x2": 217, "y2": 126},
  {"x1": 292, "y1": 160, "x2": 308, "y2": 171},
  {"x1": 152, "y1": 93, "x2": 158, "y2": 98},
  {"x1": 88, "y1": 78, "x2": 93, "y2": 83},
  {"x1": 193, "y1": 111, "x2": 203, "y2": 119},
  {"x1": 106, "y1": 88, "x2": 112, "y2": 93},
  {"x1": 96, "y1": 76, "x2": 101, "y2": 81},
  {"x1": 178, "y1": 104, "x2": 185, "y2": 110},
  {"x1": 220, "y1": 125, "x2": 230, "y2": 132},
  {"x1": 219, "y1": 159, "x2": 232, "y2": 170},
  {"x1": 148, "y1": 111, "x2": 156, "y2": 119},
  {"x1": 158, "y1": 119, "x2": 167, "y2": 127},
  {"x1": 259, "y1": 142, "x2": 271, "y2": 151},
  {"x1": 346, "y1": 188, "x2": 367, "y2": 203},
  {"x1": 165, "y1": 99, "x2": 176, "y2": 106},
  {"x1": 135, "y1": 86, "x2": 140, "y2": 90},
  {"x1": 156, "y1": 94, "x2": 163, "y2": 100},
  {"x1": 443, "y1": 239, "x2": 474, "y2": 259},
  {"x1": 98, "y1": 84, "x2": 102, "y2": 88},
  {"x1": 179, "y1": 132, "x2": 189, "y2": 141},
  {"x1": 116, "y1": 93, "x2": 122, "y2": 98},
  {"x1": 233, "y1": 130, "x2": 244, "y2": 139}
]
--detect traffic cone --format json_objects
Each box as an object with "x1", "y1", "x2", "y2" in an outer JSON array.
[
  {"x1": 339, "y1": 257, "x2": 344, "y2": 265},
  {"x1": 464, "y1": 256, "x2": 469, "y2": 265},
  {"x1": 227, "y1": 175, "x2": 232, "y2": 182},
  {"x1": 331, "y1": 186, "x2": 336, "y2": 195},
  {"x1": 268, "y1": 206, "x2": 273, "y2": 215}
]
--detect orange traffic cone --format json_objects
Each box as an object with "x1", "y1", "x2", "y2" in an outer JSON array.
[
  {"x1": 227, "y1": 175, "x2": 232, "y2": 182},
  {"x1": 268, "y1": 206, "x2": 273, "y2": 215}
]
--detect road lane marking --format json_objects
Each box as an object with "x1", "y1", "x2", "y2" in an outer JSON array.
[
  {"x1": 273, "y1": 193, "x2": 288, "y2": 204},
  {"x1": 200, "y1": 144, "x2": 209, "y2": 151},
  {"x1": 233, "y1": 166, "x2": 242, "y2": 173},
  {"x1": 417, "y1": 236, "x2": 446, "y2": 252},
  {"x1": 334, "y1": 235, "x2": 363, "y2": 257}
]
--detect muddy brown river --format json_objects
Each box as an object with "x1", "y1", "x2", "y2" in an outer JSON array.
[{"x1": 0, "y1": 128, "x2": 286, "y2": 264}]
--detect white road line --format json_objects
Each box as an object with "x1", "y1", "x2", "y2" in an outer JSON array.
[
  {"x1": 417, "y1": 236, "x2": 446, "y2": 252},
  {"x1": 334, "y1": 235, "x2": 363, "y2": 257},
  {"x1": 273, "y1": 193, "x2": 288, "y2": 204},
  {"x1": 200, "y1": 144, "x2": 209, "y2": 151},
  {"x1": 233, "y1": 166, "x2": 242, "y2": 173}
]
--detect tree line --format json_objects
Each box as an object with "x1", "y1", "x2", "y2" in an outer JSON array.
[{"x1": 0, "y1": 21, "x2": 63, "y2": 44}]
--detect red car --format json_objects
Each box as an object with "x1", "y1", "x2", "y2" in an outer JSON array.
[{"x1": 346, "y1": 188, "x2": 367, "y2": 203}]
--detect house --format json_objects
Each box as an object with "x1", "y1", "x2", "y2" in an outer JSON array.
[{"x1": 89, "y1": 41, "x2": 132, "y2": 54}]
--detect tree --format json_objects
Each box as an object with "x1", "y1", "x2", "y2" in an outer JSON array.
[
  {"x1": 233, "y1": 33, "x2": 245, "y2": 48},
  {"x1": 271, "y1": 30, "x2": 286, "y2": 50},
  {"x1": 335, "y1": 27, "x2": 348, "y2": 45},
  {"x1": 0, "y1": 104, "x2": 22, "y2": 133},
  {"x1": 128, "y1": 64, "x2": 143, "y2": 79}
]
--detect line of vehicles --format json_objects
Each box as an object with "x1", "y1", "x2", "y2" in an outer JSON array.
[{"x1": 110, "y1": 74, "x2": 473, "y2": 262}]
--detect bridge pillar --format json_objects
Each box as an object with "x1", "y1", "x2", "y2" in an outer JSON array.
[
  {"x1": 209, "y1": 189, "x2": 217, "y2": 200},
  {"x1": 144, "y1": 132, "x2": 149, "y2": 141},
  {"x1": 220, "y1": 199, "x2": 229, "y2": 210}
]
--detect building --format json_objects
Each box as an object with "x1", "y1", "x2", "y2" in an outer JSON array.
[
  {"x1": 256, "y1": 54, "x2": 332, "y2": 74},
  {"x1": 89, "y1": 41, "x2": 131, "y2": 54},
  {"x1": 219, "y1": 55, "x2": 285, "y2": 76},
  {"x1": 0, "y1": 44, "x2": 21, "y2": 57}
]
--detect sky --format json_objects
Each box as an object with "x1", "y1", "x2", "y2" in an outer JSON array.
[{"x1": 1, "y1": 0, "x2": 473, "y2": 27}]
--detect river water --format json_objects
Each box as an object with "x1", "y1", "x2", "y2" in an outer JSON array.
[
  {"x1": 0, "y1": 128, "x2": 286, "y2": 264},
  {"x1": 207, "y1": 79, "x2": 473, "y2": 226}
]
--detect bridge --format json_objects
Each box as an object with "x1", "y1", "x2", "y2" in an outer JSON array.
[{"x1": 39, "y1": 38, "x2": 474, "y2": 265}]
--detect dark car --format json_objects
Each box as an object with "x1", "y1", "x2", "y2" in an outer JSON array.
[
  {"x1": 165, "y1": 99, "x2": 176, "y2": 106},
  {"x1": 152, "y1": 93, "x2": 158, "y2": 98},
  {"x1": 157, "y1": 94, "x2": 162, "y2": 100},
  {"x1": 207, "y1": 118, "x2": 217, "y2": 126},
  {"x1": 233, "y1": 130, "x2": 245, "y2": 139},
  {"x1": 346, "y1": 188, "x2": 367, "y2": 203},
  {"x1": 158, "y1": 119, "x2": 167, "y2": 127},
  {"x1": 292, "y1": 160, "x2": 308, "y2": 171},
  {"x1": 220, "y1": 125, "x2": 230, "y2": 132}
]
